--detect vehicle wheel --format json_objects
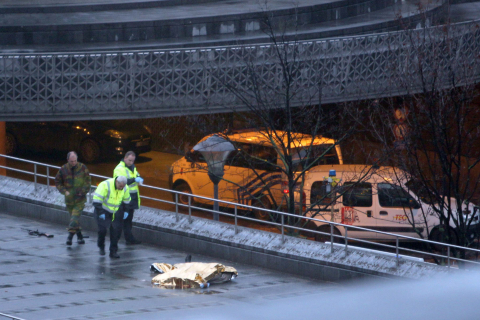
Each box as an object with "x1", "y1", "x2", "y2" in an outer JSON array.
[
  {"x1": 80, "y1": 139, "x2": 101, "y2": 163},
  {"x1": 5, "y1": 132, "x2": 18, "y2": 155},
  {"x1": 251, "y1": 196, "x2": 273, "y2": 221},
  {"x1": 429, "y1": 226, "x2": 458, "y2": 251},
  {"x1": 173, "y1": 182, "x2": 193, "y2": 206},
  {"x1": 315, "y1": 225, "x2": 343, "y2": 243}
]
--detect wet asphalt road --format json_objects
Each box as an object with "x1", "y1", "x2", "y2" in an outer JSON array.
[{"x1": 0, "y1": 212, "x2": 340, "y2": 320}]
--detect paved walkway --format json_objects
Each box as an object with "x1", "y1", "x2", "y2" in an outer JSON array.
[
  {"x1": 2, "y1": 212, "x2": 480, "y2": 320},
  {"x1": 0, "y1": 212, "x2": 340, "y2": 320}
]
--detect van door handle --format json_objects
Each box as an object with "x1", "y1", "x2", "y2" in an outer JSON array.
[
  {"x1": 380, "y1": 211, "x2": 388, "y2": 215},
  {"x1": 367, "y1": 210, "x2": 372, "y2": 217}
]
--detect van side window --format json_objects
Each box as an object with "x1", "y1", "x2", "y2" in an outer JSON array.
[
  {"x1": 311, "y1": 181, "x2": 332, "y2": 205},
  {"x1": 378, "y1": 183, "x2": 420, "y2": 209},
  {"x1": 342, "y1": 182, "x2": 372, "y2": 207}
]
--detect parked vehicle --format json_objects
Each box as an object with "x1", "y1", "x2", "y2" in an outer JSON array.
[
  {"x1": 169, "y1": 130, "x2": 343, "y2": 219},
  {"x1": 6, "y1": 120, "x2": 152, "y2": 163},
  {"x1": 302, "y1": 165, "x2": 479, "y2": 244}
]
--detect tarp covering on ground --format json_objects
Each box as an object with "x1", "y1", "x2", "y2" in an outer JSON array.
[{"x1": 151, "y1": 262, "x2": 238, "y2": 289}]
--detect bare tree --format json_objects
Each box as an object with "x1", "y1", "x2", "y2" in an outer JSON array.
[{"x1": 357, "y1": 18, "x2": 480, "y2": 251}]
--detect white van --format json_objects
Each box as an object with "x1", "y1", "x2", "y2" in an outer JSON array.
[
  {"x1": 302, "y1": 165, "x2": 479, "y2": 243},
  {"x1": 169, "y1": 130, "x2": 343, "y2": 219}
]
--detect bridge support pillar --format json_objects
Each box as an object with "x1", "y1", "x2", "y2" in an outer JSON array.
[{"x1": 0, "y1": 122, "x2": 6, "y2": 175}]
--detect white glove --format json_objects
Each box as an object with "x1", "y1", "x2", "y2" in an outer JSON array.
[
  {"x1": 124, "y1": 212, "x2": 129, "y2": 220},
  {"x1": 99, "y1": 214, "x2": 105, "y2": 220}
]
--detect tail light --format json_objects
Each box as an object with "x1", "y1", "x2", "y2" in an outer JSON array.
[{"x1": 282, "y1": 181, "x2": 289, "y2": 194}]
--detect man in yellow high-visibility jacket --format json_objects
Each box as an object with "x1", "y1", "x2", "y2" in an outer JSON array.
[
  {"x1": 93, "y1": 176, "x2": 131, "y2": 258},
  {"x1": 113, "y1": 151, "x2": 143, "y2": 245}
]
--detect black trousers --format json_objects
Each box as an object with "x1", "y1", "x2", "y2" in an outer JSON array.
[
  {"x1": 120, "y1": 208, "x2": 136, "y2": 242},
  {"x1": 97, "y1": 211, "x2": 123, "y2": 253}
]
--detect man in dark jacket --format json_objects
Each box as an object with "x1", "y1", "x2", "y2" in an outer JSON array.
[{"x1": 55, "y1": 151, "x2": 91, "y2": 245}]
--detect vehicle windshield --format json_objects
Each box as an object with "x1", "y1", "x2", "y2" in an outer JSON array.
[
  {"x1": 342, "y1": 182, "x2": 372, "y2": 207},
  {"x1": 292, "y1": 144, "x2": 339, "y2": 171}
]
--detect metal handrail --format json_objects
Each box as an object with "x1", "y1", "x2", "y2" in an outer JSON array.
[
  {"x1": 0, "y1": 312, "x2": 27, "y2": 320},
  {"x1": 1, "y1": 153, "x2": 479, "y2": 269}
]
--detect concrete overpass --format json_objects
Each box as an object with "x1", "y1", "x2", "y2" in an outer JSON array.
[
  {"x1": 0, "y1": 0, "x2": 479, "y2": 121},
  {"x1": 1, "y1": 20, "x2": 480, "y2": 121}
]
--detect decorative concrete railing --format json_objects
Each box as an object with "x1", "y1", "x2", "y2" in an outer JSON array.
[{"x1": 0, "y1": 19, "x2": 479, "y2": 121}]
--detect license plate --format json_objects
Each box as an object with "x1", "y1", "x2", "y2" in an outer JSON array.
[{"x1": 136, "y1": 141, "x2": 149, "y2": 147}]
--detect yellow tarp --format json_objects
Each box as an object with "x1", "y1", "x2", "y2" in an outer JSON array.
[{"x1": 151, "y1": 262, "x2": 238, "y2": 289}]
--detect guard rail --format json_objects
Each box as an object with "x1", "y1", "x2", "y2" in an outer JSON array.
[{"x1": 0, "y1": 312, "x2": 26, "y2": 320}]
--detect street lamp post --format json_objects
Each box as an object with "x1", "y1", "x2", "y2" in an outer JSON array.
[{"x1": 193, "y1": 135, "x2": 235, "y2": 221}]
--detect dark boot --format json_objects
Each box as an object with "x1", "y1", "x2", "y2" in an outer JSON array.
[
  {"x1": 109, "y1": 251, "x2": 120, "y2": 259},
  {"x1": 99, "y1": 246, "x2": 105, "y2": 256},
  {"x1": 66, "y1": 233, "x2": 74, "y2": 246},
  {"x1": 76, "y1": 231, "x2": 85, "y2": 244}
]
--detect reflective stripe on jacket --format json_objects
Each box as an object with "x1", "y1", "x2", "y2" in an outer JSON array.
[
  {"x1": 92, "y1": 178, "x2": 131, "y2": 220},
  {"x1": 114, "y1": 160, "x2": 141, "y2": 208}
]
